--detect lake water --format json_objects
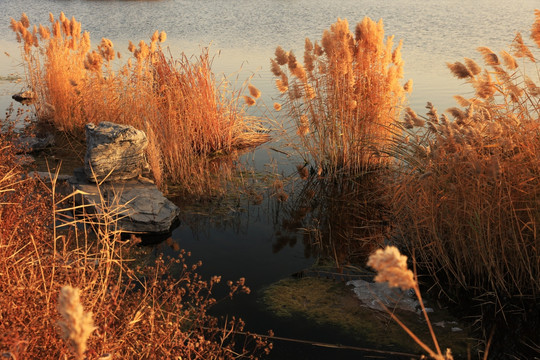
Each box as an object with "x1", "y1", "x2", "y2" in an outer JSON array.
[{"x1": 1, "y1": 0, "x2": 538, "y2": 358}]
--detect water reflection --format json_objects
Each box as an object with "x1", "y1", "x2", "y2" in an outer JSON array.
[{"x1": 274, "y1": 171, "x2": 390, "y2": 268}]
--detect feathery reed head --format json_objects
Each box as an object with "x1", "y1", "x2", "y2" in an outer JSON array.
[
  {"x1": 248, "y1": 84, "x2": 261, "y2": 99},
  {"x1": 58, "y1": 286, "x2": 96, "y2": 360},
  {"x1": 447, "y1": 61, "x2": 473, "y2": 79},
  {"x1": 531, "y1": 9, "x2": 540, "y2": 48},
  {"x1": 243, "y1": 95, "x2": 256, "y2": 106},
  {"x1": 367, "y1": 246, "x2": 416, "y2": 290}
]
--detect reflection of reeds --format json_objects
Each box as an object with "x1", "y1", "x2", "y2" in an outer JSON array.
[
  {"x1": 390, "y1": 12, "x2": 540, "y2": 307},
  {"x1": 275, "y1": 172, "x2": 390, "y2": 266},
  {"x1": 273, "y1": 17, "x2": 410, "y2": 177},
  {"x1": 10, "y1": 12, "x2": 268, "y2": 195}
]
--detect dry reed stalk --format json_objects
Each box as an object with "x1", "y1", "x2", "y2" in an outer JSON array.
[
  {"x1": 367, "y1": 246, "x2": 451, "y2": 360},
  {"x1": 273, "y1": 17, "x2": 410, "y2": 177}
]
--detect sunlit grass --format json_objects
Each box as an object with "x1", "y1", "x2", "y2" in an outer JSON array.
[
  {"x1": 272, "y1": 17, "x2": 411, "y2": 178},
  {"x1": 0, "y1": 124, "x2": 269, "y2": 358}
]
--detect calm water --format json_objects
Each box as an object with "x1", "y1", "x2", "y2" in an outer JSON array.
[{"x1": 1, "y1": 1, "x2": 538, "y2": 358}]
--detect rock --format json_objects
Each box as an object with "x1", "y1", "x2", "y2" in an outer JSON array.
[
  {"x1": 69, "y1": 168, "x2": 180, "y2": 234},
  {"x1": 12, "y1": 90, "x2": 36, "y2": 104},
  {"x1": 84, "y1": 122, "x2": 149, "y2": 182},
  {"x1": 346, "y1": 279, "x2": 420, "y2": 313},
  {"x1": 16, "y1": 133, "x2": 55, "y2": 153}
]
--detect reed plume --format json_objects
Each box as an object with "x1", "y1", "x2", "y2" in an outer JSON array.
[
  {"x1": 272, "y1": 17, "x2": 409, "y2": 177},
  {"x1": 57, "y1": 286, "x2": 96, "y2": 360},
  {"x1": 367, "y1": 246, "x2": 450, "y2": 360}
]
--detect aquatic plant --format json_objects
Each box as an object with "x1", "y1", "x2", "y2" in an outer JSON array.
[
  {"x1": 9, "y1": 12, "x2": 268, "y2": 195},
  {"x1": 272, "y1": 17, "x2": 411, "y2": 177},
  {"x1": 389, "y1": 7, "x2": 540, "y2": 330}
]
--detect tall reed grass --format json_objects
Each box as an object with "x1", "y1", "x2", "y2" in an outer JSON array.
[
  {"x1": 0, "y1": 127, "x2": 270, "y2": 358},
  {"x1": 10, "y1": 12, "x2": 268, "y2": 195},
  {"x1": 390, "y1": 13, "x2": 540, "y2": 303},
  {"x1": 272, "y1": 17, "x2": 411, "y2": 177}
]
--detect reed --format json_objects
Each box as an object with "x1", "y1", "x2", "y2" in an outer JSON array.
[
  {"x1": 0, "y1": 128, "x2": 270, "y2": 358},
  {"x1": 272, "y1": 17, "x2": 410, "y2": 177},
  {"x1": 10, "y1": 12, "x2": 268, "y2": 195},
  {"x1": 389, "y1": 13, "x2": 540, "y2": 303}
]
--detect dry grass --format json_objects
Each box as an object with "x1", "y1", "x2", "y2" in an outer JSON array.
[
  {"x1": 0, "y1": 129, "x2": 270, "y2": 359},
  {"x1": 272, "y1": 17, "x2": 410, "y2": 177},
  {"x1": 10, "y1": 12, "x2": 268, "y2": 195},
  {"x1": 389, "y1": 13, "x2": 540, "y2": 302}
]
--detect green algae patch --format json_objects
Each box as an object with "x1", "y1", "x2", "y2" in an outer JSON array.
[{"x1": 262, "y1": 277, "x2": 473, "y2": 357}]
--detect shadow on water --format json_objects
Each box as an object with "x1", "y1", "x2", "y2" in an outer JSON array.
[
  {"x1": 276, "y1": 170, "x2": 390, "y2": 268},
  {"x1": 150, "y1": 165, "x2": 473, "y2": 359}
]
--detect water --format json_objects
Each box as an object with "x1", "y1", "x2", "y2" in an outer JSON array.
[{"x1": 1, "y1": 0, "x2": 538, "y2": 358}]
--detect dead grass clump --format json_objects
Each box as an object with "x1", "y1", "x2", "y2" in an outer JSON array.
[
  {"x1": 10, "y1": 12, "x2": 268, "y2": 195},
  {"x1": 390, "y1": 13, "x2": 540, "y2": 302},
  {"x1": 0, "y1": 129, "x2": 270, "y2": 358},
  {"x1": 272, "y1": 17, "x2": 410, "y2": 177}
]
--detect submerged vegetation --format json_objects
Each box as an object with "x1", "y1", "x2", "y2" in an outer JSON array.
[{"x1": 2, "y1": 8, "x2": 540, "y2": 360}]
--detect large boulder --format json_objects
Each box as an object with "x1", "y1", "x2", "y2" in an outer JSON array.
[
  {"x1": 69, "y1": 168, "x2": 180, "y2": 234},
  {"x1": 84, "y1": 122, "x2": 149, "y2": 182}
]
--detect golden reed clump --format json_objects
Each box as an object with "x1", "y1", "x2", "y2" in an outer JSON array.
[
  {"x1": 57, "y1": 286, "x2": 96, "y2": 360},
  {"x1": 10, "y1": 12, "x2": 268, "y2": 196},
  {"x1": 391, "y1": 10, "x2": 540, "y2": 306},
  {"x1": 272, "y1": 17, "x2": 410, "y2": 177}
]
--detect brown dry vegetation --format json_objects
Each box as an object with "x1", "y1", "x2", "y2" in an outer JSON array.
[
  {"x1": 390, "y1": 13, "x2": 540, "y2": 304},
  {"x1": 10, "y1": 12, "x2": 268, "y2": 195},
  {"x1": 0, "y1": 127, "x2": 270, "y2": 359},
  {"x1": 272, "y1": 17, "x2": 411, "y2": 177}
]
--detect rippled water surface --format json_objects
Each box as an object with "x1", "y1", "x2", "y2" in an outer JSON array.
[
  {"x1": 1, "y1": 1, "x2": 538, "y2": 358},
  {"x1": 1, "y1": 0, "x2": 538, "y2": 111}
]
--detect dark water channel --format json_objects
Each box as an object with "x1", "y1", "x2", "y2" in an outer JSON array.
[{"x1": 1, "y1": 0, "x2": 539, "y2": 358}]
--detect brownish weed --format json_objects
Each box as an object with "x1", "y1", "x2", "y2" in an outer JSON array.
[
  {"x1": 390, "y1": 13, "x2": 540, "y2": 302},
  {"x1": 0, "y1": 129, "x2": 270, "y2": 358}
]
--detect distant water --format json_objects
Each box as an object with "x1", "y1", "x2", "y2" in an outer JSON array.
[{"x1": 0, "y1": 0, "x2": 538, "y2": 113}]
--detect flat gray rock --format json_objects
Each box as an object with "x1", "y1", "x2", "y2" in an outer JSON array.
[
  {"x1": 347, "y1": 279, "x2": 420, "y2": 313},
  {"x1": 69, "y1": 168, "x2": 180, "y2": 234}
]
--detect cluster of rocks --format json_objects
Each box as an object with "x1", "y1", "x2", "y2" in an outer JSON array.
[{"x1": 68, "y1": 121, "x2": 180, "y2": 234}]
